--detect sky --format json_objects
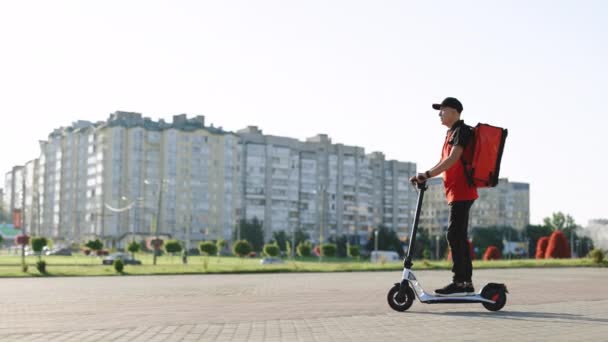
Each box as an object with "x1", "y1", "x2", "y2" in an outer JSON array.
[{"x1": 0, "y1": 0, "x2": 606, "y2": 226}]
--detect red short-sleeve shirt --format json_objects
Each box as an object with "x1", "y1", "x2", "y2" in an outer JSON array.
[{"x1": 442, "y1": 120, "x2": 478, "y2": 204}]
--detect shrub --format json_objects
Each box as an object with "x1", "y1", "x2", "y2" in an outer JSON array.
[
  {"x1": 232, "y1": 240, "x2": 252, "y2": 257},
  {"x1": 321, "y1": 243, "x2": 337, "y2": 257},
  {"x1": 127, "y1": 241, "x2": 141, "y2": 255},
  {"x1": 422, "y1": 248, "x2": 431, "y2": 260},
  {"x1": 216, "y1": 239, "x2": 227, "y2": 255},
  {"x1": 263, "y1": 243, "x2": 280, "y2": 257},
  {"x1": 199, "y1": 241, "x2": 218, "y2": 256},
  {"x1": 36, "y1": 260, "x2": 47, "y2": 274},
  {"x1": 588, "y1": 249, "x2": 604, "y2": 263},
  {"x1": 113, "y1": 259, "x2": 124, "y2": 273},
  {"x1": 483, "y1": 245, "x2": 502, "y2": 261},
  {"x1": 297, "y1": 242, "x2": 312, "y2": 257},
  {"x1": 85, "y1": 239, "x2": 103, "y2": 253},
  {"x1": 164, "y1": 240, "x2": 183, "y2": 254},
  {"x1": 545, "y1": 231, "x2": 571, "y2": 259},
  {"x1": 535, "y1": 237, "x2": 549, "y2": 259},
  {"x1": 348, "y1": 244, "x2": 360, "y2": 258},
  {"x1": 31, "y1": 237, "x2": 48, "y2": 256}
]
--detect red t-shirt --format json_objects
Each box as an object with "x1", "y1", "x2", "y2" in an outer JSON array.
[{"x1": 441, "y1": 120, "x2": 478, "y2": 204}]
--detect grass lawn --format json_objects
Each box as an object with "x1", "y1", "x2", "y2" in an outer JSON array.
[{"x1": 0, "y1": 253, "x2": 605, "y2": 277}]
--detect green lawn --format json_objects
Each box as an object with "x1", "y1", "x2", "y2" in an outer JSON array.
[{"x1": 0, "y1": 253, "x2": 605, "y2": 277}]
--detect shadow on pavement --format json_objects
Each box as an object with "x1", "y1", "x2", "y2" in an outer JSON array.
[{"x1": 412, "y1": 310, "x2": 608, "y2": 324}]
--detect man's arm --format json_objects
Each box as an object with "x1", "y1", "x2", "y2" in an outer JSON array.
[
  {"x1": 427, "y1": 145, "x2": 463, "y2": 177},
  {"x1": 410, "y1": 145, "x2": 464, "y2": 183}
]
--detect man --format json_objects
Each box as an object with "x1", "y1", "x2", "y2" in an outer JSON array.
[{"x1": 409, "y1": 97, "x2": 478, "y2": 296}]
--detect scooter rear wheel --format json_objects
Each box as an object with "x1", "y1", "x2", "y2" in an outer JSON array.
[
  {"x1": 387, "y1": 284, "x2": 415, "y2": 312},
  {"x1": 481, "y1": 287, "x2": 507, "y2": 311}
]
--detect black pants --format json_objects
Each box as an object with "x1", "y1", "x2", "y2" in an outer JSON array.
[{"x1": 447, "y1": 200, "x2": 475, "y2": 283}]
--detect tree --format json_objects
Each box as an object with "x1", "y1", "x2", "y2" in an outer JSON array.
[
  {"x1": 293, "y1": 228, "x2": 310, "y2": 248},
  {"x1": 271, "y1": 231, "x2": 290, "y2": 252},
  {"x1": 525, "y1": 224, "x2": 553, "y2": 257},
  {"x1": 233, "y1": 218, "x2": 264, "y2": 252},
  {"x1": 297, "y1": 241, "x2": 312, "y2": 257},
  {"x1": 366, "y1": 226, "x2": 404, "y2": 257},
  {"x1": 543, "y1": 212, "x2": 575, "y2": 231},
  {"x1": 483, "y1": 246, "x2": 502, "y2": 260},
  {"x1": 545, "y1": 231, "x2": 570, "y2": 259},
  {"x1": 199, "y1": 241, "x2": 218, "y2": 256},
  {"x1": 232, "y1": 240, "x2": 252, "y2": 257},
  {"x1": 85, "y1": 239, "x2": 103, "y2": 255},
  {"x1": 328, "y1": 235, "x2": 348, "y2": 257},
  {"x1": 321, "y1": 243, "x2": 337, "y2": 257},
  {"x1": 164, "y1": 240, "x2": 183, "y2": 255},
  {"x1": 127, "y1": 241, "x2": 141, "y2": 257},
  {"x1": 535, "y1": 237, "x2": 550, "y2": 259},
  {"x1": 31, "y1": 237, "x2": 48, "y2": 261},
  {"x1": 263, "y1": 243, "x2": 280, "y2": 257}
]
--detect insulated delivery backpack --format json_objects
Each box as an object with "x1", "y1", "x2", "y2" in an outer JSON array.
[{"x1": 461, "y1": 123, "x2": 508, "y2": 188}]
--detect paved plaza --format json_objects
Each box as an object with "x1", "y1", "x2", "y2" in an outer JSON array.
[{"x1": 0, "y1": 267, "x2": 606, "y2": 341}]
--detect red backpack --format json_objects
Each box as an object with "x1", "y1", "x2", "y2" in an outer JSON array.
[{"x1": 461, "y1": 123, "x2": 508, "y2": 188}]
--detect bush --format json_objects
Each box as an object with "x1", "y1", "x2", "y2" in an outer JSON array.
[
  {"x1": 199, "y1": 241, "x2": 218, "y2": 256},
  {"x1": 297, "y1": 242, "x2": 312, "y2": 257},
  {"x1": 216, "y1": 239, "x2": 227, "y2": 255},
  {"x1": 31, "y1": 237, "x2": 48, "y2": 255},
  {"x1": 113, "y1": 259, "x2": 124, "y2": 273},
  {"x1": 263, "y1": 243, "x2": 280, "y2": 257},
  {"x1": 321, "y1": 243, "x2": 337, "y2": 257},
  {"x1": 127, "y1": 241, "x2": 141, "y2": 255},
  {"x1": 85, "y1": 239, "x2": 103, "y2": 254},
  {"x1": 348, "y1": 244, "x2": 360, "y2": 258},
  {"x1": 588, "y1": 249, "x2": 604, "y2": 263},
  {"x1": 545, "y1": 231, "x2": 570, "y2": 259},
  {"x1": 36, "y1": 260, "x2": 47, "y2": 274},
  {"x1": 535, "y1": 237, "x2": 549, "y2": 259},
  {"x1": 232, "y1": 240, "x2": 252, "y2": 257},
  {"x1": 483, "y1": 245, "x2": 502, "y2": 261},
  {"x1": 164, "y1": 240, "x2": 183, "y2": 254}
]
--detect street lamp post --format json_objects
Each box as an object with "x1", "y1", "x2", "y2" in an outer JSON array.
[{"x1": 145, "y1": 179, "x2": 167, "y2": 266}]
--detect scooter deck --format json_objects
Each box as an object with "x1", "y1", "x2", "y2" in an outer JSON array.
[{"x1": 418, "y1": 292, "x2": 495, "y2": 304}]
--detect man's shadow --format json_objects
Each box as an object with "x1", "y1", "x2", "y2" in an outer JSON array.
[{"x1": 414, "y1": 310, "x2": 608, "y2": 325}]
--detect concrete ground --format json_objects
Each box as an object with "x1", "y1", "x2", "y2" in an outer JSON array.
[{"x1": 0, "y1": 267, "x2": 606, "y2": 341}]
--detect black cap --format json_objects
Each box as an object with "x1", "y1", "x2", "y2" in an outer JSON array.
[{"x1": 432, "y1": 97, "x2": 463, "y2": 113}]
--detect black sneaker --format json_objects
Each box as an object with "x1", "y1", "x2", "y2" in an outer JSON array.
[
  {"x1": 463, "y1": 282, "x2": 475, "y2": 295},
  {"x1": 434, "y1": 282, "x2": 469, "y2": 296}
]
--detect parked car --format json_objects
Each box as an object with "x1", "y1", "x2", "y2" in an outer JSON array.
[
  {"x1": 102, "y1": 253, "x2": 142, "y2": 265},
  {"x1": 260, "y1": 257, "x2": 284, "y2": 265},
  {"x1": 46, "y1": 248, "x2": 72, "y2": 256}
]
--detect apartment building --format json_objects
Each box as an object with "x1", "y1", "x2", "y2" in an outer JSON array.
[
  {"x1": 237, "y1": 127, "x2": 417, "y2": 243},
  {"x1": 4, "y1": 111, "x2": 430, "y2": 247}
]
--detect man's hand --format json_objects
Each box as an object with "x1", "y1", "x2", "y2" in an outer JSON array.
[{"x1": 409, "y1": 173, "x2": 428, "y2": 184}]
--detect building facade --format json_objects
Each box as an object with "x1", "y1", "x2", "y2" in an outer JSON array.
[
  {"x1": 237, "y1": 127, "x2": 417, "y2": 244},
  {"x1": 3, "y1": 111, "x2": 532, "y2": 249}
]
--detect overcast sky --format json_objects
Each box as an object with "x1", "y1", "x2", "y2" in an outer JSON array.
[{"x1": 1, "y1": 0, "x2": 606, "y2": 226}]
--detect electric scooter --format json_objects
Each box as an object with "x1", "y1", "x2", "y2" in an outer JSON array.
[{"x1": 387, "y1": 181, "x2": 508, "y2": 312}]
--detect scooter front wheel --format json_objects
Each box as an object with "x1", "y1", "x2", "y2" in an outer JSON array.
[{"x1": 387, "y1": 284, "x2": 415, "y2": 312}]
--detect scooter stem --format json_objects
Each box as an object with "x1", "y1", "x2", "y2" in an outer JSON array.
[{"x1": 403, "y1": 181, "x2": 427, "y2": 269}]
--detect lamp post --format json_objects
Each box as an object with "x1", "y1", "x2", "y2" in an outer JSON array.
[{"x1": 145, "y1": 179, "x2": 167, "y2": 266}]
